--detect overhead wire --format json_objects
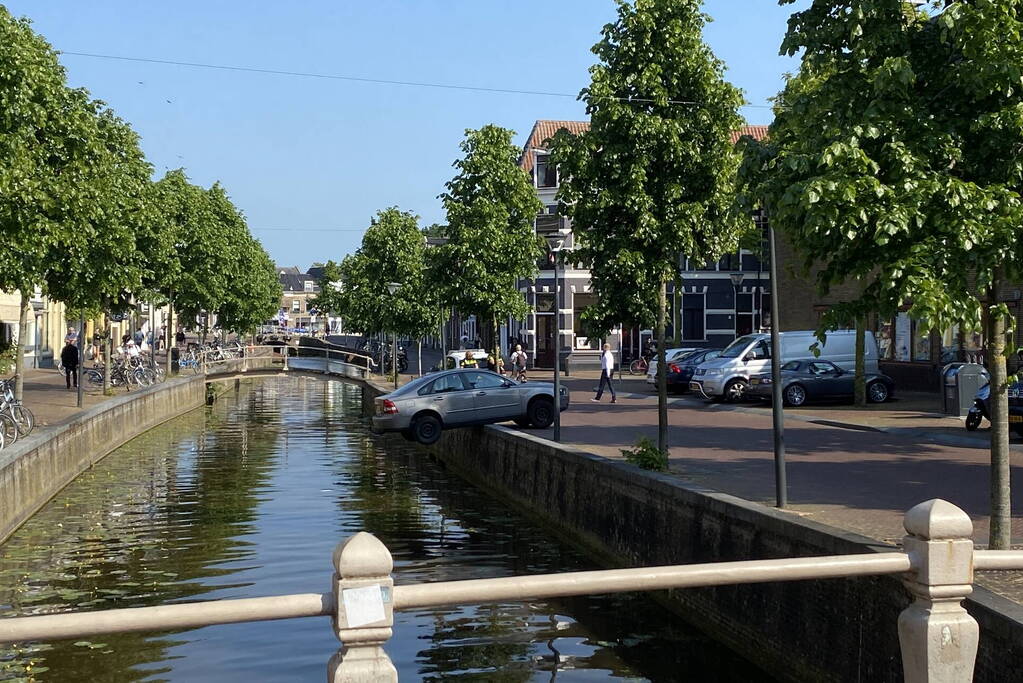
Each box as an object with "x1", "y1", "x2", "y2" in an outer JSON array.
[{"x1": 60, "y1": 51, "x2": 776, "y2": 110}]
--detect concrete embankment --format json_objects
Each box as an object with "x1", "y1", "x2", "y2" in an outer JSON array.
[
  {"x1": 360, "y1": 380, "x2": 1023, "y2": 683},
  {"x1": 0, "y1": 377, "x2": 206, "y2": 544}
]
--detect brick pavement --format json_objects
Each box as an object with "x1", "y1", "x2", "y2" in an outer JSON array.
[{"x1": 533, "y1": 371, "x2": 1023, "y2": 602}]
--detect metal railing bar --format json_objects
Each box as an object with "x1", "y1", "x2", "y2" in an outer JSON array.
[
  {"x1": 0, "y1": 592, "x2": 331, "y2": 643},
  {"x1": 391, "y1": 553, "x2": 913, "y2": 610},
  {"x1": 974, "y1": 550, "x2": 1023, "y2": 570}
]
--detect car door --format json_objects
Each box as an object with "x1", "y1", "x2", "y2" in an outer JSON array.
[
  {"x1": 463, "y1": 370, "x2": 519, "y2": 422},
  {"x1": 423, "y1": 372, "x2": 475, "y2": 425},
  {"x1": 809, "y1": 361, "x2": 851, "y2": 398}
]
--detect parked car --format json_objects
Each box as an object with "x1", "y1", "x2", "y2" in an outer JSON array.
[
  {"x1": 690, "y1": 330, "x2": 880, "y2": 403},
  {"x1": 645, "y1": 348, "x2": 700, "y2": 386},
  {"x1": 665, "y1": 348, "x2": 722, "y2": 393},
  {"x1": 371, "y1": 368, "x2": 570, "y2": 445},
  {"x1": 746, "y1": 359, "x2": 895, "y2": 406}
]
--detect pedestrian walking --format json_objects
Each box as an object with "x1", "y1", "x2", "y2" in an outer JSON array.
[
  {"x1": 510, "y1": 344, "x2": 528, "y2": 383},
  {"x1": 60, "y1": 340, "x2": 79, "y2": 390},
  {"x1": 592, "y1": 342, "x2": 617, "y2": 403}
]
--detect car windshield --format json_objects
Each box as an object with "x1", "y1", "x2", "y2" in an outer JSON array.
[{"x1": 719, "y1": 335, "x2": 758, "y2": 359}]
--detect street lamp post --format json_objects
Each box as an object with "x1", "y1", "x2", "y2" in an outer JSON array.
[
  {"x1": 386, "y1": 282, "x2": 401, "y2": 388},
  {"x1": 729, "y1": 272, "x2": 745, "y2": 336},
  {"x1": 545, "y1": 226, "x2": 572, "y2": 443}
]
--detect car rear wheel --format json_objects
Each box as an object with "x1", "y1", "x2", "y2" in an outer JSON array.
[
  {"x1": 528, "y1": 398, "x2": 555, "y2": 429},
  {"x1": 783, "y1": 383, "x2": 807, "y2": 407},
  {"x1": 412, "y1": 414, "x2": 442, "y2": 445},
  {"x1": 724, "y1": 379, "x2": 748, "y2": 403},
  {"x1": 867, "y1": 381, "x2": 890, "y2": 403}
]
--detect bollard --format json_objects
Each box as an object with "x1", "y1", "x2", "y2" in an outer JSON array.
[
  {"x1": 898, "y1": 499, "x2": 978, "y2": 683},
  {"x1": 328, "y1": 533, "x2": 397, "y2": 683}
]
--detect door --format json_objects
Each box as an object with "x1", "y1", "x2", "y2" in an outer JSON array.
[
  {"x1": 536, "y1": 316, "x2": 555, "y2": 368},
  {"x1": 423, "y1": 372, "x2": 475, "y2": 425},
  {"x1": 463, "y1": 371, "x2": 520, "y2": 422},
  {"x1": 809, "y1": 361, "x2": 853, "y2": 398}
]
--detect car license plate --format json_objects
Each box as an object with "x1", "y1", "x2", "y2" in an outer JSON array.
[
  {"x1": 750, "y1": 378, "x2": 760, "y2": 385},
  {"x1": 1010, "y1": 415, "x2": 1023, "y2": 424}
]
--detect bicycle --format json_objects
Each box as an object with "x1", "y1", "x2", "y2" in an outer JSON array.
[
  {"x1": 629, "y1": 356, "x2": 649, "y2": 375},
  {"x1": 0, "y1": 378, "x2": 34, "y2": 437}
]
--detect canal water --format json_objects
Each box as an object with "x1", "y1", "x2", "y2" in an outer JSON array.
[{"x1": 0, "y1": 376, "x2": 772, "y2": 682}]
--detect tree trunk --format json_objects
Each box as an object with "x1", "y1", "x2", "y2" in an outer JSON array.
[
  {"x1": 103, "y1": 316, "x2": 112, "y2": 394},
  {"x1": 854, "y1": 317, "x2": 866, "y2": 407},
  {"x1": 988, "y1": 278, "x2": 1011, "y2": 549},
  {"x1": 657, "y1": 278, "x2": 668, "y2": 454},
  {"x1": 14, "y1": 292, "x2": 29, "y2": 401},
  {"x1": 165, "y1": 300, "x2": 173, "y2": 376}
]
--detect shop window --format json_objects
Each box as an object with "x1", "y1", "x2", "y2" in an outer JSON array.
[
  {"x1": 877, "y1": 319, "x2": 894, "y2": 360},
  {"x1": 736, "y1": 292, "x2": 755, "y2": 337},
  {"x1": 912, "y1": 319, "x2": 931, "y2": 361},
  {"x1": 535, "y1": 294, "x2": 556, "y2": 313}
]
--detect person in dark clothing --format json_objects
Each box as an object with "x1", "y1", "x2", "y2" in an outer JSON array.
[{"x1": 60, "y1": 341, "x2": 80, "y2": 390}]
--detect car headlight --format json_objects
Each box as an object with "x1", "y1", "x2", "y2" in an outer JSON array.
[
  {"x1": 695, "y1": 368, "x2": 706, "y2": 376},
  {"x1": 760, "y1": 377, "x2": 772, "y2": 384},
  {"x1": 702, "y1": 368, "x2": 722, "y2": 376},
  {"x1": 559, "y1": 387, "x2": 568, "y2": 395}
]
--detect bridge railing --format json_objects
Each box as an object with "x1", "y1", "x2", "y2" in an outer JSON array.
[
  {"x1": 1, "y1": 499, "x2": 1018, "y2": 682},
  {"x1": 192, "y1": 344, "x2": 379, "y2": 381}
]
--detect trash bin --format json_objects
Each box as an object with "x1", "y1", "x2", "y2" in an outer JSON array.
[
  {"x1": 170, "y1": 347, "x2": 180, "y2": 373},
  {"x1": 942, "y1": 362, "x2": 987, "y2": 416}
]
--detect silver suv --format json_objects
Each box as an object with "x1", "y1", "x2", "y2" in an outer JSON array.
[{"x1": 371, "y1": 369, "x2": 570, "y2": 445}]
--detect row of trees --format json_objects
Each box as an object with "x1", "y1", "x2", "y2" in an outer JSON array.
[
  {"x1": 313, "y1": 126, "x2": 543, "y2": 364},
  {"x1": 1, "y1": 7, "x2": 280, "y2": 394}
]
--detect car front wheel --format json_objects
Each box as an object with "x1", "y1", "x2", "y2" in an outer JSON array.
[
  {"x1": 528, "y1": 398, "x2": 555, "y2": 429},
  {"x1": 724, "y1": 379, "x2": 748, "y2": 403},
  {"x1": 783, "y1": 383, "x2": 806, "y2": 407},
  {"x1": 412, "y1": 414, "x2": 442, "y2": 445},
  {"x1": 867, "y1": 381, "x2": 890, "y2": 403}
]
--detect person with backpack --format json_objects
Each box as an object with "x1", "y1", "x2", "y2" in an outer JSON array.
[{"x1": 510, "y1": 344, "x2": 528, "y2": 383}]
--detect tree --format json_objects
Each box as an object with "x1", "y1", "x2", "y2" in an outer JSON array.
[
  {"x1": 432, "y1": 126, "x2": 545, "y2": 359},
  {"x1": 553, "y1": 0, "x2": 747, "y2": 454},
  {"x1": 316, "y1": 209, "x2": 438, "y2": 374},
  {"x1": 739, "y1": 0, "x2": 1023, "y2": 548}
]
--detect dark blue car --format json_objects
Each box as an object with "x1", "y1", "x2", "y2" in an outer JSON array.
[{"x1": 667, "y1": 349, "x2": 722, "y2": 393}]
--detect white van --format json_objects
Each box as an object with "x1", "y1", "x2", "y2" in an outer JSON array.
[{"x1": 689, "y1": 330, "x2": 879, "y2": 402}]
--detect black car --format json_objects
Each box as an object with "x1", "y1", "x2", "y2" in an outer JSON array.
[
  {"x1": 747, "y1": 359, "x2": 895, "y2": 406},
  {"x1": 667, "y1": 348, "x2": 722, "y2": 393}
]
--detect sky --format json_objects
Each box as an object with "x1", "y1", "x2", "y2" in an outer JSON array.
[{"x1": 7, "y1": 0, "x2": 810, "y2": 268}]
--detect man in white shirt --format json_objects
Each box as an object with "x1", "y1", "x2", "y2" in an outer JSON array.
[{"x1": 592, "y1": 342, "x2": 617, "y2": 403}]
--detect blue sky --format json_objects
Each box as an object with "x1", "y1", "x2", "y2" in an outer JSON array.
[{"x1": 7, "y1": 0, "x2": 808, "y2": 268}]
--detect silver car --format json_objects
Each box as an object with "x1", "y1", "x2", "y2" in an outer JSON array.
[{"x1": 371, "y1": 369, "x2": 570, "y2": 445}]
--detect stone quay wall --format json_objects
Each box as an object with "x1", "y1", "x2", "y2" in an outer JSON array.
[
  {"x1": 359, "y1": 380, "x2": 1023, "y2": 682},
  {"x1": 0, "y1": 377, "x2": 206, "y2": 544}
]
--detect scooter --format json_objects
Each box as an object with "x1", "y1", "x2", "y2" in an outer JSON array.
[{"x1": 966, "y1": 382, "x2": 991, "y2": 431}]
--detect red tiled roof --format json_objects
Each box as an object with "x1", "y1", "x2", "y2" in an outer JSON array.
[{"x1": 519, "y1": 120, "x2": 770, "y2": 172}]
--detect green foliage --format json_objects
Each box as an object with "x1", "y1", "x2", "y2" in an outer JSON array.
[
  {"x1": 315, "y1": 208, "x2": 437, "y2": 338},
  {"x1": 552, "y1": 0, "x2": 749, "y2": 335},
  {"x1": 739, "y1": 0, "x2": 1023, "y2": 336},
  {"x1": 621, "y1": 436, "x2": 668, "y2": 472},
  {"x1": 431, "y1": 125, "x2": 545, "y2": 330}
]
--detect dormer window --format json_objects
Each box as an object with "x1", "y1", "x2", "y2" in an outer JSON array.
[
  {"x1": 304, "y1": 280, "x2": 314, "y2": 292},
  {"x1": 535, "y1": 153, "x2": 558, "y2": 188}
]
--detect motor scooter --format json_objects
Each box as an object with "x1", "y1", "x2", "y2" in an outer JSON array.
[{"x1": 965, "y1": 382, "x2": 990, "y2": 431}]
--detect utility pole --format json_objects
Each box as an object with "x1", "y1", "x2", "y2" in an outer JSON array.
[{"x1": 767, "y1": 214, "x2": 787, "y2": 508}]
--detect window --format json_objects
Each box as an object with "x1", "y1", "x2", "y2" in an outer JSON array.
[
  {"x1": 782, "y1": 360, "x2": 801, "y2": 371},
  {"x1": 535, "y1": 154, "x2": 557, "y2": 188},
  {"x1": 573, "y1": 293, "x2": 599, "y2": 350},
  {"x1": 736, "y1": 292, "x2": 755, "y2": 336},
  {"x1": 912, "y1": 319, "x2": 931, "y2": 361},
  {"x1": 291, "y1": 300, "x2": 301, "y2": 313},
  {"x1": 463, "y1": 372, "x2": 505, "y2": 389},
  {"x1": 810, "y1": 361, "x2": 838, "y2": 375},
  {"x1": 535, "y1": 294, "x2": 556, "y2": 313},
  {"x1": 682, "y1": 293, "x2": 705, "y2": 341},
  {"x1": 719, "y1": 252, "x2": 741, "y2": 271},
  {"x1": 425, "y1": 373, "x2": 465, "y2": 394},
  {"x1": 304, "y1": 281, "x2": 314, "y2": 292},
  {"x1": 751, "y1": 339, "x2": 771, "y2": 359}
]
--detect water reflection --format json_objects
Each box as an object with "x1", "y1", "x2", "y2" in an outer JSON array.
[{"x1": 0, "y1": 377, "x2": 773, "y2": 682}]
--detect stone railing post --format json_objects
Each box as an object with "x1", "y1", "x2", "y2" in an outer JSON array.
[
  {"x1": 898, "y1": 499, "x2": 978, "y2": 682},
  {"x1": 328, "y1": 532, "x2": 396, "y2": 683}
]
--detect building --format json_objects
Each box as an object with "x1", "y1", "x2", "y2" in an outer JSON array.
[
  {"x1": 512, "y1": 120, "x2": 770, "y2": 370},
  {"x1": 276, "y1": 266, "x2": 323, "y2": 333},
  {"x1": 0, "y1": 288, "x2": 68, "y2": 370}
]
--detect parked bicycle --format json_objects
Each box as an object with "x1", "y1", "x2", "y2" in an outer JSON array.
[{"x1": 0, "y1": 378, "x2": 34, "y2": 438}]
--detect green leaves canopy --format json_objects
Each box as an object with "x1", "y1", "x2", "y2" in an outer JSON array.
[
  {"x1": 432, "y1": 125, "x2": 544, "y2": 326},
  {"x1": 739, "y1": 0, "x2": 1023, "y2": 334},
  {"x1": 552, "y1": 0, "x2": 748, "y2": 333},
  {"x1": 314, "y1": 208, "x2": 436, "y2": 338}
]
